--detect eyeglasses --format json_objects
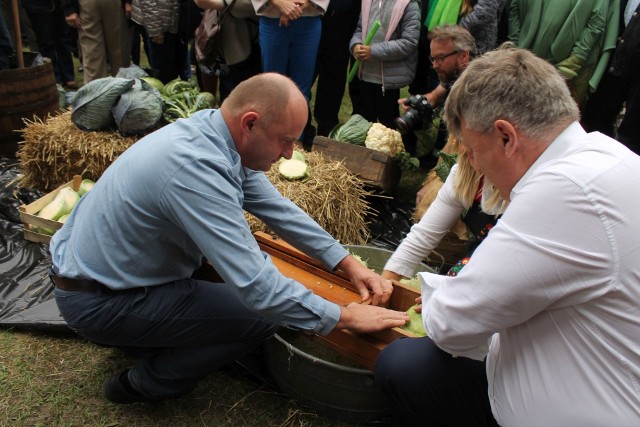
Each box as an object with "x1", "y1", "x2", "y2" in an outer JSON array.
[{"x1": 429, "y1": 50, "x2": 459, "y2": 64}]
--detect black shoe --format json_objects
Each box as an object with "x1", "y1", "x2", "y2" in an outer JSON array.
[{"x1": 103, "y1": 369, "x2": 155, "y2": 404}]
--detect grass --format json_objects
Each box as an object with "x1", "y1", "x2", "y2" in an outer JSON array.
[
  {"x1": 0, "y1": 46, "x2": 434, "y2": 426},
  {"x1": 0, "y1": 329, "x2": 356, "y2": 426}
]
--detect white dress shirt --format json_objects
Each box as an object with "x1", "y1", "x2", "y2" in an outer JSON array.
[{"x1": 419, "y1": 122, "x2": 640, "y2": 426}]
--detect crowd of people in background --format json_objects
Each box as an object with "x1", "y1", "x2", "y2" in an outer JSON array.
[{"x1": 0, "y1": 0, "x2": 637, "y2": 157}]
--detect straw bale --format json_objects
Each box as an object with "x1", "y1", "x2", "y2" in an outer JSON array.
[
  {"x1": 17, "y1": 111, "x2": 138, "y2": 191},
  {"x1": 246, "y1": 150, "x2": 375, "y2": 245}
]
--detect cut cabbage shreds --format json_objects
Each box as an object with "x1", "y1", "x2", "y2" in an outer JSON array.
[
  {"x1": 278, "y1": 159, "x2": 309, "y2": 180},
  {"x1": 401, "y1": 304, "x2": 427, "y2": 337}
]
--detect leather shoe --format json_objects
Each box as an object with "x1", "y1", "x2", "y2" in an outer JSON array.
[{"x1": 103, "y1": 369, "x2": 155, "y2": 404}]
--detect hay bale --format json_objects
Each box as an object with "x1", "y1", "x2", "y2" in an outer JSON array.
[
  {"x1": 246, "y1": 150, "x2": 375, "y2": 245},
  {"x1": 17, "y1": 111, "x2": 138, "y2": 191}
]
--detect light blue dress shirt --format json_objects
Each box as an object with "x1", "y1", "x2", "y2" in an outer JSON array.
[{"x1": 50, "y1": 109, "x2": 345, "y2": 335}]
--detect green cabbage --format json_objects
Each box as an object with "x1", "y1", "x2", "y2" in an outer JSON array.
[
  {"x1": 141, "y1": 76, "x2": 165, "y2": 93},
  {"x1": 116, "y1": 64, "x2": 148, "y2": 79},
  {"x1": 195, "y1": 92, "x2": 216, "y2": 109},
  {"x1": 330, "y1": 114, "x2": 372, "y2": 146},
  {"x1": 71, "y1": 77, "x2": 135, "y2": 131},
  {"x1": 111, "y1": 79, "x2": 164, "y2": 135},
  {"x1": 278, "y1": 159, "x2": 309, "y2": 180}
]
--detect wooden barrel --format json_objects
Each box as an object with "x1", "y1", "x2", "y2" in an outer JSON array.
[{"x1": 0, "y1": 52, "x2": 62, "y2": 157}]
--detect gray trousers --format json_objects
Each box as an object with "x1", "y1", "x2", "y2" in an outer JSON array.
[
  {"x1": 77, "y1": 0, "x2": 132, "y2": 82},
  {"x1": 54, "y1": 278, "x2": 277, "y2": 399}
]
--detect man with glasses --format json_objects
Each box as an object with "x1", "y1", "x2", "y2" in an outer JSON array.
[{"x1": 400, "y1": 25, "x2": 477, "y2": 168}]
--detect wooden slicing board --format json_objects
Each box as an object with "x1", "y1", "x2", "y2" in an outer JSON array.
[{"x1": 254, "y1": 231, "x2": 420, "y2": 370}]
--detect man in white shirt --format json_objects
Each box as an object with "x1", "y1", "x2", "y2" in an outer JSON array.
[{"x1": 375, "y1": 46, "x2": 640, "y2": 427}]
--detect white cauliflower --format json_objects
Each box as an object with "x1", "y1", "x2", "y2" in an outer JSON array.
[{"x1": 364, "y1": 123, "x2": 405, "y2": 157}]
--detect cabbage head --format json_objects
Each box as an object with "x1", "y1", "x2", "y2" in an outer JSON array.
[
  {"x1": 140, "y1": 76, "x2": 165, "y2": 93},
  {"x1": 331, "y1": 114, "x2": 372, "y2": 146},
  {"x1": 112, "y1": 79, "x2": 164, "y2": 136},
  {"x1": 116, "y1": 64, "x2": 148, "y2": 79},
  {"x1": 71, "y1": 77, "x2": 135, "y2": 131}
]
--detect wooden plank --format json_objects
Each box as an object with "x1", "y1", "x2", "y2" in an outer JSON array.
[
  {"x1": 312, "y1": 330, "x2": 387, "y2": 371},
  {"x1": 255, "y1": 231, "x2": 420, "y2": 311},
  {"x1": 311, "y1": 136, "x2": 400, "y2": 192},
  {"x1": 270, "y1": 257, "x2": 362, "y2": 306},
  {"x1": 254, "y1": 232, "x2": 423, "y2": 368}
]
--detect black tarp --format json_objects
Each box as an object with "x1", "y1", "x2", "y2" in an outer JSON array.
[
  {"x1": 0, "y1": 157, "x2": 68, "y2": 330},
  {"x1": 0, "y1": 156, "x2": 417, "y2": 331}
]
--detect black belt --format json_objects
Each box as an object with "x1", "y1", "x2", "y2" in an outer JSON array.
[{"x1": 50, "y1": 274, "x2": 117, "y2": 294}]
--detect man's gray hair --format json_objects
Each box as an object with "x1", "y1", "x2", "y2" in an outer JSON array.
[
  {"x1": 444, "y1": 45, "x2": 580, "y2": 140},
  {"x1": 428, "y1": 25, "x2": 478, "y2": 57}
]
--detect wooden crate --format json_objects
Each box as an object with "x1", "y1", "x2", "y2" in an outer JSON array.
[
  {"x1": 312, "y1": 136, "x2": 400, "y2": 193},
  {"x1": 254, "y1": 232, "x2": 420, "y2": 370},
  {"x1": 19, "y1": 175, "x2": 83, "y2": 244}
]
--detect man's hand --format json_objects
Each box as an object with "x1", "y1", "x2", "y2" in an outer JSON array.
[
  {"x1": 381, "y1": 270, "x2": 404, "y2": 281},
  {"x1": 124, "y1": 2, "x2": 132, "y2": 19},
  {"x1": 338, "y1": 255, "x2": 393, "y2": 306},
  {"x1": 335, "y1": 303, "x2": 409, "y2": 333},
  {"x1": 397, "y1": 97, "x2": 410, "y2": 113},
  {"x1": 65, "y1": 13, "x2": 81, "y2": 29},
  {"x1": 152, "y1": 34, "x2": 165, "y2": 45}
]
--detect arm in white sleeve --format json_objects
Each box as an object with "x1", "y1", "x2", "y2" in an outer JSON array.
[
  {"x1": 384, "y1": 165, "x2": 467, "y2": 278},
  {"x1": 422, "y1": 169, "x2": 614, "y2": 360}
]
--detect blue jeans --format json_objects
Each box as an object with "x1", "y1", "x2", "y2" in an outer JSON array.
[
  {"x1": 258, "y1": 16, "x2": 321, "y2": 100},
  {"x1": 54, "y1": 278, "x2": 277, "y2": 399}
]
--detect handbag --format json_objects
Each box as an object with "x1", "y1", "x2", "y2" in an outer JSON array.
[{"x1": 194, "y1": 0, "x2": 238, "y2": 72}]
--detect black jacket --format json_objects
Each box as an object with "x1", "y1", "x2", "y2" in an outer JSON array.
[{"x1": 609, "y1": 2, "x2": 640, "y2": 78}]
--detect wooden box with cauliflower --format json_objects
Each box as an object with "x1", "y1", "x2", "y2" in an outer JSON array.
[
  {"x1": 312, "y1": 115, "x2": 417, "y2": 193},
  {"x1": 19, "y1": 175, "x2": 95, "y2": 244}
]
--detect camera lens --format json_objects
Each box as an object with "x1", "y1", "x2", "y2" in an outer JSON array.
[{"x1": 395, "y1": 109, "x2": 421, "y2": 135}]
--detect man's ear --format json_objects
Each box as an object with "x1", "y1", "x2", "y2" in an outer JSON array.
[
  {"x1": 240, "y1": 111, "x2": 259, "y2": 134},
  {"x1": 495, "y1": 119, "x2": 518, "y2": 157}
]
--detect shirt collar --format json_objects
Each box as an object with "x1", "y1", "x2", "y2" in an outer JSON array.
[{"x1": 510, "y1": 121, "x2": 586, "y2": 200}]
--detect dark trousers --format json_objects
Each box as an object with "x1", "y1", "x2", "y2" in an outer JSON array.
[
  {"x1": 350, "y1": 77, "x2": 401, "y2": 130},
  {"x1": 313, "y1": 8, "x2": 359, "y2": 136},
  {"x1": 583, "y1": 71, "x2": 640, "y2": 155},
  {"x1": 25, "y1": 2, "x2": 75, "y2": 83},
  {"x1": 131, "y1": 22, "x2": 150, "y2": 67},
  {"x1": 54, "y1": 278, "x2": 277, "y2": 399},
  {"x1": 375, "y1": 337, "x2": 498, "y2": 427},
  {"x1": 149, "y1": 32, "x2": 190, "y2": 84},
  {"x1": 0, "y1": 7, "x2": 12, "y2": 69},
  {"x1": 219, "y1": 44, "x2": 262, "y2": 102}
]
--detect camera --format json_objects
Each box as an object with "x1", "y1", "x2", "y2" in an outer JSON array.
[{"x1": 395, "y1": 94, "x2": 434, "y2": 135}]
